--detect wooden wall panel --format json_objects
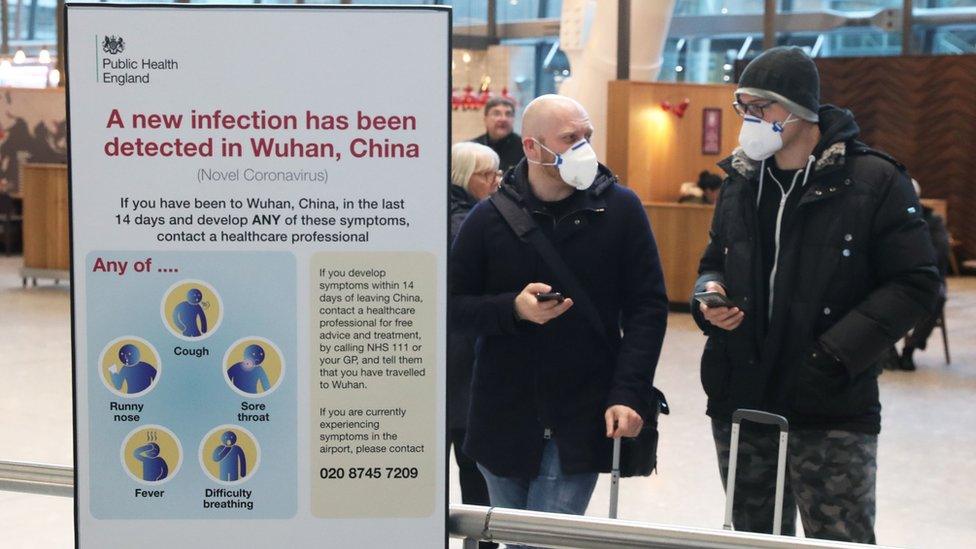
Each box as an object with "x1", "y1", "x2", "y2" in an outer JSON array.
[
  {"x1": 816, "y1": 55, "x2": 976, "y2": 261},
  {"x1": 607, "y1": 81, "x2": 739, "y2": 202},
  {"x1": 645, "y1": 203, "x2": 715, "y2": 304},
  {"x1": 22, "y1": 164, "x2": 69, "y2": 272}
]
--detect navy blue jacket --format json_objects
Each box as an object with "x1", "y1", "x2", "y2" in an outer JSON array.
[{"x1": 450, "y1": 161, "x2": 668, "y2": 477}]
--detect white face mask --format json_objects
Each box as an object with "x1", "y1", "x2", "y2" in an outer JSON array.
[
  {"x1": 738, "y1": 113, "x2": 797, "y2": 161},
  {"x1": 528, "y1": 138, "x2": 599, "y2": 190}
]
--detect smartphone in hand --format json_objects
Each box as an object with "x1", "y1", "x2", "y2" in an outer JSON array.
[
  {"x1": 535, "y1": 292, "x2": 565, "y2": 303},
  {"x1": 694, "y1": 291, "x2": 737, "y2": 308}
]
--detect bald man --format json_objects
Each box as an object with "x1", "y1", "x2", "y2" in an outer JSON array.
[{"x1": 450, "y1": 95, "x2": 668, "y2": 532}]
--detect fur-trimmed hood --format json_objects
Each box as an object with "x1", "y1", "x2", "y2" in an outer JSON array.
[{"x1": 720, "y1": 105, "x2": 860, "y2": 180}]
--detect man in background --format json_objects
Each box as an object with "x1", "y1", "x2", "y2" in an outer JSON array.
[
  {"x1": 897, "y1": 179, "x2": 951, "y2": 371},
  {"x1": 471, "y1": 97, "x2": 524, "y2": 173}
]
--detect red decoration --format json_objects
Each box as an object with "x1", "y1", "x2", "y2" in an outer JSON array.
[
  {"x1": 477, "y1": 87, "x2": 491, "y2": 108},
  {"x1": 461, "y1": 85, "x2": 477, "y2": 111},
  {"x1": 674, "y1": 97, "x2": 691, "y2": 118},
  {"x1": 451, "y1": 88, "x2": 463, "y2": 110},
  {"x1": 451, "y1": 84, "x2": 518, "y2": 111}
]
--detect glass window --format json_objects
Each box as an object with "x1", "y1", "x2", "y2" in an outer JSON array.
[
  {"x1": 497, "y1": 0, "x2": 562, "y2": 21},
  {"x1": 664, "y1": 0, "x2": 976, "y2": 83}
]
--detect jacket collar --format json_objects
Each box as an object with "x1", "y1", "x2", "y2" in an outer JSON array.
[
  {"x1": 718, "y1": 104, "x2": 860, "y2": 182},
  {"x1": 719, "y1": 140, "x2": 848, "y2": 181},
  {"x1": 498, "y1": 159, "x2": 614, "y2": 215},
  {"x1": 476, "y1": 131, "x2": 520, "y2": 148},
  {"x1": 449, "y1": 183, "x2": 477, "y2": 213}
]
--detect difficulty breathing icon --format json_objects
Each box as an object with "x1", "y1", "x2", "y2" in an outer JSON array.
[
  {"x1": 212, "y1": 431, "x2": 247, "y2": 482},
  {"x1": 109, "y1": 344, "x2": 157, "y2": 394},
  {"x1": 172, "y1": 288, "x2": 208, "y2": 337},
  {"x1": 227, "y1": 344, "x2": 271, "y2": 394}
]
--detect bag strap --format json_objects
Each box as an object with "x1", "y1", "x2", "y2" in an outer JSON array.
[
  {"x1": 490, "y1": 190, "x2": 670, "y2": 420},
  {"x1": 490, "y1": 190, "x2": 612, "y2": 352}
]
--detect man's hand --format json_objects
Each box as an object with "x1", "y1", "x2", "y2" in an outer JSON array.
[
  {"x1": 699, "y1": 281, "x2": 744, "y2": 331},
  {"x1": 605, "y1": 405, "x2": 643, "y2": 438},
  {"x1": 514, "y1": 283, "x2": 573, "y2": 325}
]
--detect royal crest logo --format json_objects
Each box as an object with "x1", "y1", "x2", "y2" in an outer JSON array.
[{"x1": 102, "y1": 35, "x2": 125, "y2": 55}]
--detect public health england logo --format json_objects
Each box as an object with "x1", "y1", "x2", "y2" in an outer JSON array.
[{"x1": 102, "y1": 35, "x2": 124, "y2": 55}]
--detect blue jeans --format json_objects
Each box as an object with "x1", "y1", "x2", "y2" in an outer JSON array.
[{"x1": 477, "y1": 440, "x2": 598, "y2": 549}]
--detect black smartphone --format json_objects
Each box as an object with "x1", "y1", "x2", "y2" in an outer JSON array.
[
  {"x1": 694, "y1": 291, "x2": 737, "y2": 308},
  {"x1": 535, "y1": 292, "x2": 565, "y2": 303}
]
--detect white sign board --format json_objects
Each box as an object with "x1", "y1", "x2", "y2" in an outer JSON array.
[{"x1": 67, "y1": 4, "x2": 449, "y2": 547}]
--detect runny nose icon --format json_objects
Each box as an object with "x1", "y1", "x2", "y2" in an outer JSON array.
[{"x1": 108, "y1": 343, "x2": 157, "y2": 395}]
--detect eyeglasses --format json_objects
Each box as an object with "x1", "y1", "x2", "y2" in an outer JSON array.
[
  {"x1": 733, "y1": 100, "x2": 777, "y2": 119},
  {"x1": 475, "y1": 169, "x2": 503, "y2": 181}
]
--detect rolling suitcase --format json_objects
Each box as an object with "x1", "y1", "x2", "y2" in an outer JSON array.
[{"x1": 723, "y1": 409, "x2": 790, "y2": 535}]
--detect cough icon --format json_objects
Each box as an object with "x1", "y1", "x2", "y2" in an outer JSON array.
[
  {"x1": 173, "y1": 288, "x2": 208, "y2": 337},
  {"x1": 162, "y1": 279, "x2": 223, "y2": 341}
]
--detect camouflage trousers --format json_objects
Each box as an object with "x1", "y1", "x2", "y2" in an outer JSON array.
[{"x1": 711, "y1": 419, "x2": 877, "y2": 544}]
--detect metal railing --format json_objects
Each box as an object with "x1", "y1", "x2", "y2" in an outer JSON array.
[
  {"x1": 1, "y1": 461, "x2": 896, "y2": 549},
  {"x1": 451, "y1": 504, "x2": 897, "y2": 549},
  {"x1": 0, "y1": 460, "x2": 73, "y2": 498}
]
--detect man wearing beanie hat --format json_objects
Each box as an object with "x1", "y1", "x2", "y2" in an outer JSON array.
[{"x1": 691, "y1": 46, "x2": 940, "y2": 543}]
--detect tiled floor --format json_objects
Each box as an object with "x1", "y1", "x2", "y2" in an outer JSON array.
[{"x1": 2, "y1": 256, "x2": 974, "y2": 548}]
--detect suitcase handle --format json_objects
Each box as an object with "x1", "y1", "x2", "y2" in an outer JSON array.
[
  {"x1": 609, "y1": 437, "x2": 620, "y2": 519},
  {"x1": 732, "y1": 409, "x2": 789, "y2": 432},
  {"x1": 724, "y1": 409, "x2": 789, "y2": 535}
]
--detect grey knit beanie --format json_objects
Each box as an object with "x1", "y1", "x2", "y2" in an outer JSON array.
[{"x1": 736, "y1": 46, "x2": 820, "y2": 122}]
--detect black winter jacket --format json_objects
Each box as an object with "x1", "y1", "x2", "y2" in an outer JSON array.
[
  {"x1": 451, "y1": 161, "x2": 668, "y2": 477},
  {"x1": 472, "y1": 132, "x2": 525, "y2": 173},
  {"x1": 692, "y1": 106, "x2": 940, "y2": 434},
  {"x1": 448, "y1": 183, "x2": 479, "y2": 431}
]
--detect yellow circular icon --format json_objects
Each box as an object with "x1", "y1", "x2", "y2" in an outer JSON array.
[
  {"x1": 199, "y1": 425, "x2": 260, "y2": 484},
  {"x1": 161, "y1": 279, "x2": 223, "y2": 341},
  {"x1": 121, "y1": 425, "x2": 182, "y2": 485},
  {"x1": 222, "y1": 337, "x2": 285, "y2": 397},
  {"x1": 99, "y1": 336, "x2": 161, "y2": 398}
]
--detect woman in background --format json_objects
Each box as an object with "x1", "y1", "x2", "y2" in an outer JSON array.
[{"x1": 448, "y1": 141, "x2": 500, "y2": 549}]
